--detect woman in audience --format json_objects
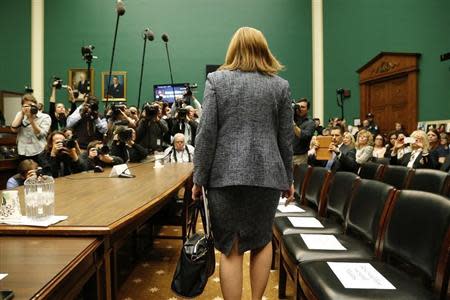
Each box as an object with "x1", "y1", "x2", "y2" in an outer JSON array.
[
  {"x1": 390, "y1": 130, "x2": 434, "y2": 168},
  {"x1": 384, "y1": 131, "x2": 398, "y2": 159},
  {"x1": 343, "y1": 131, "x2": 355, "y2": 149},
  {"x1": 355, "y1": 129, "x2": 374, "y2": 165},
  {"x1": 427, "y1": 128, "x2": 441, "y2": 168},
  {"x1": 192, "y1": 27, "x2": 294, "y2": 300},
  {"x1": 372, "y1": 134, "x2": 387, "y2": 160}
]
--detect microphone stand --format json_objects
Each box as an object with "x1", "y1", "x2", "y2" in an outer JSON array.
[
  {"x1": 106, "y1": 13, "x2": 122, "y2": 108},
  {"x1": 137, "y1": 36, "x2": 149, "y2": 110},
  {"x1": 163, "y1": 42, "x2": 177, "y2": 104}
]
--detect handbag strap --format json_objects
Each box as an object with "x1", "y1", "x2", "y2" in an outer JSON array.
[{"x1": 200, "y1": 187, "x2": 212, "y2": 239}]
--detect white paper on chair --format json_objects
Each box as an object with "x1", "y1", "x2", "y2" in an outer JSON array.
[
  {"x1": 277, "y1": 205, "x2": 305, "y2": 213},
  {"x1": 287, "y1": 217, "x2": 324, "y2": 228},
  {"x1": 300, "y1": 234, "x2": 347, "y2": 250},
  {"x1": 327, "y1": 262, "x2": 396, "y2": 289},
  {"x1": 0, "y1": 274, "x2": 7, "y2": 281}
]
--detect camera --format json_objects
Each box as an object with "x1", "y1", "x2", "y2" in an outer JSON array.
[
  {"x1": 111, "y1": 103, "x2": 126, "y2": 116},
  {"x1": 30, "y1": 105, "x2": 39, "y2": 115},
  {"x1": 336, "y1": 88, "x2": 351, "y2": 98},
  {"x1": 81, "y1": 45, "x2": 95, "y2": 61},
  {"x1": 177, "y1": 108, "x2": 188, "y2": 119},
  {"x1": 63, "y1": 138, "x2": 77, "y2": 149},
  {"x1": 97, "y1": 145, "x2": 110, "y2": 155},
  {"x1": 24, "y1": 86, "x2": 34, "y2": 94},
  {"x1": 86, "y1": 97, "x2": 99, "y2": 113},
  {"x1": 52, "y1": 77, "x2": 68, "y2": 89}
]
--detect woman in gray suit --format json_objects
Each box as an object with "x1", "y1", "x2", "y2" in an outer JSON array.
[{"x1": 192, "y1": 27, "x2": 294, "y2": 299}]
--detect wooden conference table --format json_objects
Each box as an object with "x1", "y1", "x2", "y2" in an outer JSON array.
[{"x1": 0, "y1": 161, "x2": 194, "y2": 299}]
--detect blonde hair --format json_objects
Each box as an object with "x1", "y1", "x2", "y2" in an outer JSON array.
[
  {"x1": 343, "y1": 132, "x2": 355, "y2": 148},
  {"x1": 219, "y1": 27, "x2": 283, "y2": 75},
  {"x1": 410, "y1": 130, "x2": 430, "y2": 154},
  {"x1": 355, "y1": 129, "x2": 373, "y2": 148}
]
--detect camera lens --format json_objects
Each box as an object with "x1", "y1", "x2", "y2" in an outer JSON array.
[{"x1": 30, "y1": 105, "x2": 38, "y2": 115}]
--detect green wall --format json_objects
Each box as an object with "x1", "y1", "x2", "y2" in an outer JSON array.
[
  {"x1": 0, "y1": 0, "x2": 31, "y2": 93},
  {"x1": 323, "y1": 0, "x2": 450, "y2": 123},
  {"x1": 44, "y1": 0, "x2": 312, "y2": 108}
]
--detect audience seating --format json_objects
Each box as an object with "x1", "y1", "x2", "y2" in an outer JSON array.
[
  {"x1": 297, "y1": 190, "x2": 450, "y2": 300},
  {"x1": 278, "y1": 179, "x2": 395, "y2": 299},
  {"x1": 380, "y1": 164, "x2": 414, "y2": 190},
  {"x1": 358, "y1": 162, "x2": 385, "y2": 180},
  {"x1": 406, "y1": 168, "x2": 450, "y2": 197}
]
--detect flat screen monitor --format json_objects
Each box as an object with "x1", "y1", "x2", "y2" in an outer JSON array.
[{"x1": 153, "y1": 83, "x2": 188, "y2": 103}]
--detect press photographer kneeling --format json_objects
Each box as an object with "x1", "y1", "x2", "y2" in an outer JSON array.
[
  {"x1": 79, "y1": 140, "x2": 124, "y2": 172},
  {"x1": 37, "y1": 131, "x2": 84, "y2": 177},
  {"x1": 111, "y1": 126, "x2": 148, "y2": 163}
]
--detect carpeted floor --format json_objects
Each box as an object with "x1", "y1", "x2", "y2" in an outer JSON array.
[{"x1": 117, "y1": 225, "x2": 294, "y2": 300}]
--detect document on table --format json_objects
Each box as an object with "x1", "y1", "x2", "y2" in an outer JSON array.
[
  {"x1": 287, "y1": 217, "x2": 324, "y2": 228},
  {"x1": 0, "y1": 274, "x2": 7, "y2": 281},
  {"x1": 0, "y1": 215, "x2": 68, "y2": 227},
  {"x1": 277, "y1": 205, "x2": 305, "y2": 213},
  {"x1": 327, "y1": 262, "x2": 396, "y2": 289},
  {"x1": 300, "y1": 234, "x2": 347, "y2": 250}
]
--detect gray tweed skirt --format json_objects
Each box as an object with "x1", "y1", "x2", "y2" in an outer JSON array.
[{"x1": 207, "y1": 186, "x2": 280, "y2": 256}]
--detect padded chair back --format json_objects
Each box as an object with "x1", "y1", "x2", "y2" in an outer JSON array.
[
  {"x1": 380, "y1": 190, "x2": 450, "y2": 291},
  {"x1": 346, "y1": 179, "x2": 395, "y2": 246},
  {"x1": 406, "y1": 169, "x2": 450, "y2": 196},
  {"x1": 303, "y1": 167, "x2": 332, "y2": 216},
  {"x1": 325, "y1": 172, "x2": 361, "y2": 223},
  {"x1": 358, "y1": 162, "x2": 385, "y2": 180},
  {"x1": 293, "y1": 163, "x2": 312, "y2": 204},
  {"x1": 380, "y1": 165, "x2": 413, "y2": 190}
]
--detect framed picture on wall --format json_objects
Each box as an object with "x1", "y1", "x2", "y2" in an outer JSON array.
[
  {"x1": 68, "y1": 68, "x2": 94, "y2": 101},
  {"x1": 101, "y1": 71, "x2": 127, "y2": 101}
]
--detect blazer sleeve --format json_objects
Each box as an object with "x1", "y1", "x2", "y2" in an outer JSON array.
[
  {"x1": 339, "y1": 147, "x2": 358, "y2": 172},
  {"x1": 277, "y1": 83, "x2": 294, "y2": 185},
  {"x1": 193, "y1": 75, "x2": 218, "y2": 186}
]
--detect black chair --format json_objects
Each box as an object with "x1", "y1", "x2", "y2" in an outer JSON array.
[
  {"x1": 279, "y1": 179, "x2": 395, "y2": 299},
  {"x1": 298, "y1": 190, "x2": 450, "y2": 300},
  {"x1": 380, "y1": 164, "x2": 413, "y2": 189},
  {"x1": 406, "y1": 168, "x2": 450, "y2": 197},
  {"x1": 358, "y1": 162, "x2": 385, "y2": 180}
]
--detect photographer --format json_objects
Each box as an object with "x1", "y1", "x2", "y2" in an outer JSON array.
[
  {"x1": 170, "y1": 86, "x2": 202, "y2": 118},
  {"x1": 66, "y1": 95, "x2": 107, "y2": 149},
  {"x1": 111, "y1": 126, "x2": 147, "y2": 163},
  {"x1": 292, "y1": 98, "x2": 315, "y2": 164},
  {"x1": 104, "y1": 103, "x2": 137, "y2": 146},
  {"x1": 11, "y1": 94, "x2": 51, "y2": 161},
  {"x1": 169, "y1": 107, "x2": 197, "y2": 146},
  {"x1": 49, "y1": 79, "x2": 77, "y2": 131},
  {"x1": 37, "y1": 131, "x2": 84, "y2": 177},
  {"x1": 136, "y1": 103, "x2": 168, "y2": 153},
  {"x1": 79, "y1": 140, "x2": 123, "y2": 171},
  {"x1": 6, "y1": 159, "x2": 39, "y2": 189}
]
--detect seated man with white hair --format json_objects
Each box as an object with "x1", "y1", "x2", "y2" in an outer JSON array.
[{"x1": 164, "y1": 133, "x2": 194, "y2": 163}]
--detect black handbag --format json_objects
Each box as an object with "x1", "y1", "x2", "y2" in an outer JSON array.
[{"x1": 171, "y1": 188, "x2": 215, "y2": 298}]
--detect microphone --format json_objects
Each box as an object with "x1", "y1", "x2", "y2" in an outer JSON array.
[
  {"x1": 118, "y1": 167, "x2": 135, "y2": 178},
  {"x1": 116, "y1": 0, "x2": 126, "y2": 16},
  {"x1": 161, "y1": 33, "x2": 176, "y2": 102},
  {"x1": 137, "y1": 27, "x2": 155, "y2": 109},
  {"x1": 161, "y1": 33, "x2": 169, "y2": 43},
  {"x1": 143, "y1": 28, "x2": 155, "y2": 41}
]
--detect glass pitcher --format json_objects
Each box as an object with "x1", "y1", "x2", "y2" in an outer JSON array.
[{"x1": 24, "y1": 175, "x2": 55, "y2": 220}]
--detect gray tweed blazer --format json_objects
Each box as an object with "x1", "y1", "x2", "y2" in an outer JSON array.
[{"x1": 193, "y1": 70, "x2": 293, "y2": 191}]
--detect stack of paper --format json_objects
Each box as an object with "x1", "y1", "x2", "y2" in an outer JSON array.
[
  {"x1": 277, "y1": 205, "x2": 305, "y2": 213},
  {"x1": 327, "y1": 262, "x2": 396, "y2": 289},
  {"x1": 300, "y1": 234, "x2": 347, "y2": 250},
  {"x1": 0, "y1": 215, "x2": 68, "y2": 227},
  {"x1": 287, "y1": 217, "x2": 324, "y2": 228}
]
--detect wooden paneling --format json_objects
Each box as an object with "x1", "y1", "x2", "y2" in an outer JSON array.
[{"x1": 358, "y1": 52, "x2": 420, "y2": 134}]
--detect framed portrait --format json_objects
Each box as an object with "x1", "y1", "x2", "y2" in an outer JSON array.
[
  {"x1": 101, "y1": 71, "x2": 127, "y2": 101},
  {"x1": 68, "y1": 68, "x2": 94, "y2": 101}
]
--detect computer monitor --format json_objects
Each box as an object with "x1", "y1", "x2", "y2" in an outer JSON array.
[{"x1": 153, "y1": 83, "x2": 188, "y2": 103}]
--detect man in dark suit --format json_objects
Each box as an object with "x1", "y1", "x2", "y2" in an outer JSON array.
[
  {"x1": 308, "y1": 125, "x2": 358, "y2": 173},
  {"x1": 108, "y1": 76, "x2": 124, "y2": 98},
  {"x1": 441, "y1": 153, "x2": 450, "y2": 172}
]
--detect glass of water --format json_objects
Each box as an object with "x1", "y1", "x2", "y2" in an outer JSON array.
[{"x1": 24, "y1": 175, "x2": 55, "y2": 221}]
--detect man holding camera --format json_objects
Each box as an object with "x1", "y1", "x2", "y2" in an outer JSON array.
[
  {"x1": 136, "y1": 103, "x2": 168, "y2": 153},
  {"x1": 292, "y1": 98, "x2": 315, "y2": 164},
  {"x1": 66, "y1": 95, "x2": 107, "y2": 149},
  {"x1": 79, "y1": 140, "x2": 124, "y2": 171},
  {"x1": 11, "y1": 94, "x2": 51, "y2": 161},
  {"x1": 169, "y1": 107, "x2": 197, "y2": 146},
  {"x1": 111, "y1": 127, "x2": 147, "y2": 163}
]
